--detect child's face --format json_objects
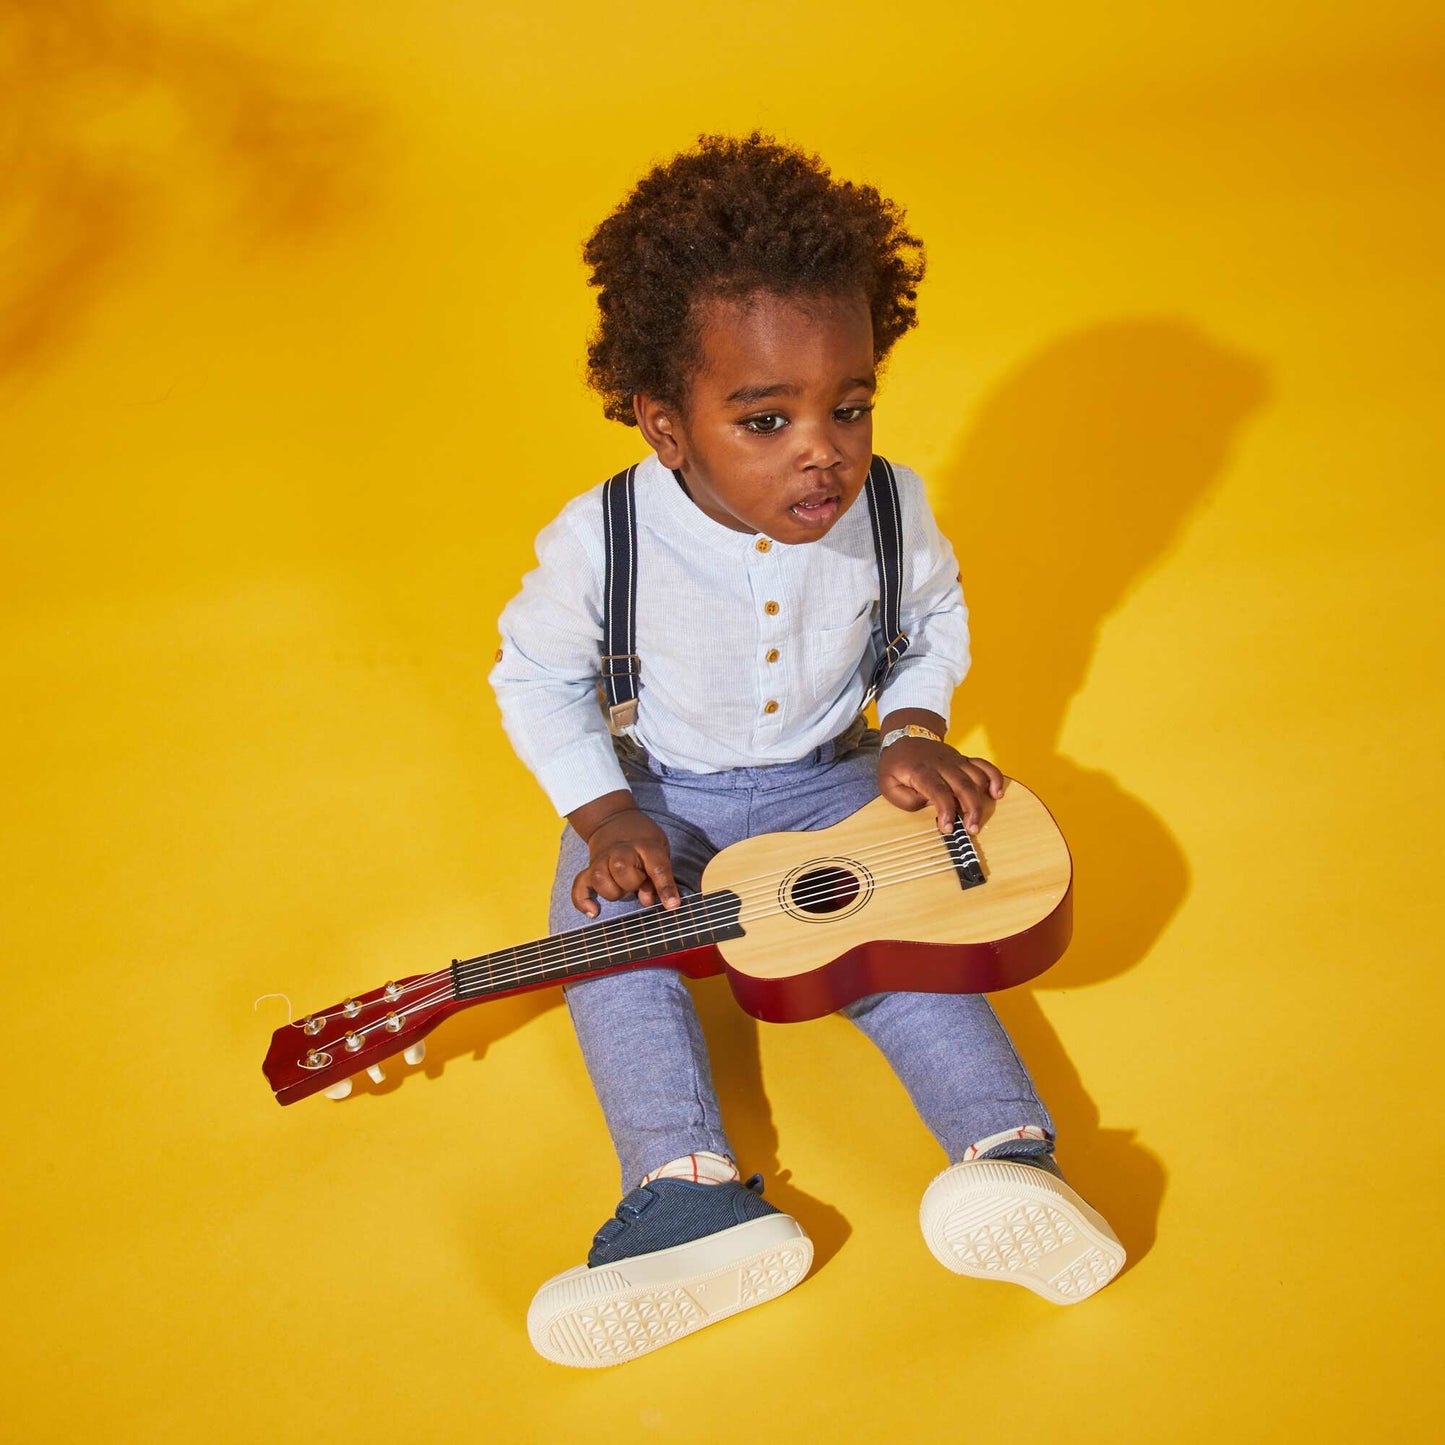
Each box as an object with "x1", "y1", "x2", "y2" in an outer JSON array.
[{"x1": 635, "y1": 290, "x2": 876, "y2": 544}]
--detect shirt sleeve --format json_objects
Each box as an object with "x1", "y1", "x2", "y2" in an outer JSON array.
[
  {"x1": 488, "y1": 496, "x2": 628, "y2": 817},
  {"x1": 873, "y1": 464, "x2": 972, "y2": 724}
]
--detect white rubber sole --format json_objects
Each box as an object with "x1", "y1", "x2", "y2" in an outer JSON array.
[
  {"x1": 920, "y1": 1160, "x2": 1125, "y2": 1304},
  {"x1": 527, "y1": 1213, "x2": 813, "y2": 1368}
]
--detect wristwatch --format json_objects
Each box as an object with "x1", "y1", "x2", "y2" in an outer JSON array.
[{"x1": 879, "y1": 724, "x2": 944, "y2": 751}]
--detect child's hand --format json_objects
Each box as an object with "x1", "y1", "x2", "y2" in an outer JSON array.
[
  {"x1": 878, "y1": 740, "x2": 1005, "y2": 836},
  {"x1": 570, "y1": 805, "x2": 681, "y2": 918}
]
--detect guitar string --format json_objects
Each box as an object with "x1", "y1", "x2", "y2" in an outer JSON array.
[
  {"x1": 300, "y1": 831, "x2": 967, "y2": 1040},
  {"x1": 452, "y1": 832, "x2": 978, "y2": 987},
  {"x1": 294, "y1": 823, "x2": 977, "y2": 1029},
  {"x1": 300, "y1": 827, "x2": 979, "y2": 1046},
  {"x1": 298, "y1": 844, "x2": 984, "y2": 1067},
  {"x1": 301, "y1": 848, "x2": 969, "y2": 1070}
]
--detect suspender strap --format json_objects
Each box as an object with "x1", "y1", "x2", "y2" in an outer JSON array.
[
  {"x1": 599, "y1": 464, "x2": 641, "y2": 733},
  {"x1": 864, "y1": 453, "x2": 911, "y2": 704},
  {"x1": 597, "y1": 454, "x2": 910, "y2": 730}
]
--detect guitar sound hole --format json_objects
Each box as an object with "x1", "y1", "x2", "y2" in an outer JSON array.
[{"x1": 789, "y1": 865, "x2": 860, "y2": 915}]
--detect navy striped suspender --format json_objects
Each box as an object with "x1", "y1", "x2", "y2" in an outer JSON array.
[
  {"x1": 596, "y1": 454, "x2": 910, "y2": 730},
  {"x1": 599, "y1": 464, "x2": 641, "y2": 733},
  {"x1": 862, "y1": 453, "x2": 911, "y2": 705}
]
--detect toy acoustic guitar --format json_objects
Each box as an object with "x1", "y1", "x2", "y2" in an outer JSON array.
[{"x1": 262, "y1": 779, "x2": 1072, "y2": 1105}]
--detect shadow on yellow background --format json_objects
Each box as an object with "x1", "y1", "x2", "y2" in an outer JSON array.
[
  {"x1": 945, "y1": 317, "x2": 1269, "y2": 1263},
  {"x1": 0, "y1": 0, "x2": 377, "y2": 389}
]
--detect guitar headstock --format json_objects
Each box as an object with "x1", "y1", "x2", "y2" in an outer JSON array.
[{"x1": 262, "y1": 969, "x2": 465, "y2": 1105}]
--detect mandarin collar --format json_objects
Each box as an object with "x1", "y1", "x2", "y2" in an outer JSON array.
[{"x1": 639, "y1": 453, "x2": 784, "y2": 556}]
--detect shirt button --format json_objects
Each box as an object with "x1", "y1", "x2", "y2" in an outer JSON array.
[
  {"x1": 765, "y1": 648, "x2": 780, "y2": 663},
  {"x1": 763, "y1": 700, "x2": 779, "y2": 715},
  {"x1": 755, "y1": 538, "x2": 772, "y2": 553},
  {"x1": 764, "y1": 600, "x2": 780, "y2": 616}
]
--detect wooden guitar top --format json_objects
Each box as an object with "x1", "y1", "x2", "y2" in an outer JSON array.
[{"x1": 704, "y1": 781, "x2": 1072, "y2": 984}]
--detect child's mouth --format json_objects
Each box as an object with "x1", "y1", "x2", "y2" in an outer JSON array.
[{"x1": 789, "y1": 495, "x2": 840, "y2": 527}]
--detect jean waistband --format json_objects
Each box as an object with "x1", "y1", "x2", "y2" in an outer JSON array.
[{"x1": 616, "y1": 714, "x2": 873, "y2": 788}]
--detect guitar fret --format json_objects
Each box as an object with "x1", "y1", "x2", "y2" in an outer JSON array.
[
  {"x1": 583, "y1": 917, "x2": 616, "y2": 970},
  {"x1": 450, "y1": 890, "x2": 743, "y2": 1002},
  {"x1": 672, "y1": 897, "x2": 700, "y2": 952},
  {"x1": 548, "y1": 932, "x2": 582, "y2": 979},
  {"x1": 507, "y1": 941, "x2": 536, "y2": 987},
  {"x1": 606, "y1": 911, "x2": 637, "y2": 965}
]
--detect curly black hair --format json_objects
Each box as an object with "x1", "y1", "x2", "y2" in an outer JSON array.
[{"x1": 583, "y1": 133, "x2": 926, "y2": 425}]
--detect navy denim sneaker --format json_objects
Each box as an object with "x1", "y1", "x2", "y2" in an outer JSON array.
[
  {"x1": 975, "y1": 1139, "x2": 1066, "y2": 1179},
  {"x1": 920, "y1": 1157, "x2": 1125, "y2": 1304},
  {"x1": 528, "y1": 1175, "x2": 813, "y2": 1368}
]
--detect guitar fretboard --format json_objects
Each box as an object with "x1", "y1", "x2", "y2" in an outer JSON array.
[{"x1": 450, "y1": 890, "x2": 745, "y2": 1001}]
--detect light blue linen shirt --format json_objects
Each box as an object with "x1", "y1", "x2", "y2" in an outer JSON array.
[{"x1": 489, "y1": 454, "x2": 970, "y2": 816}]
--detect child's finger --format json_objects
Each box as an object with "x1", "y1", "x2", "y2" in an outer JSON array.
[
  {"x1": 941, "y1": 765, "x2": 995, "y2": 834},
  {"x1": 635, "y1": 839, "x2": 681, "y2": 909},
  {"x1": 893, "y1": 770, "x2": 960, "y2": 833},
  {"x1": 877, "y1": 769, "x2": 928, "y2": 812},
  {"x1": 963, "y1": 756, "x2": 1006, "y2": 798},
  {"x1": 958, "y1": 784, "x2": 984, "y2": 834},
  {"x1": 605, "y1": 852, "x2": 650, "y2": 899},
  {"x1": 570, "y1": 869, "x2": 601, "y2": 917}
]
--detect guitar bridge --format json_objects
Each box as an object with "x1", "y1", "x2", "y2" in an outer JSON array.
[{"x1": 944, "y1": 826, "x2": 986, "y2": 890}]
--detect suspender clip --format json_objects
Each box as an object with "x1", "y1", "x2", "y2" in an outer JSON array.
[
  {"x1": 605, "y1": 698, "x2": 639, "y2": 733},
  {"x1": 598, "y1": 653, "x2": 641, "y2": 733}
]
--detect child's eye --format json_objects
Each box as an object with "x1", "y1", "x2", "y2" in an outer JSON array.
[
  {"x1": 835, "y1": 404, "x2": 875, "y2": 424},
  {"x1": 741, "y1": 414, "x2": 788, "y2": 435}
]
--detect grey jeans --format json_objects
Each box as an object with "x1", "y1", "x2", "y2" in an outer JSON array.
[{"x1": 549, "y1": 723, "x2": 1054, "y2": 1191}]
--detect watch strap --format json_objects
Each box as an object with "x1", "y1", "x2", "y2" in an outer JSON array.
[{"x1": 879, "y1": 724, "x2": 944, "y2": 750}]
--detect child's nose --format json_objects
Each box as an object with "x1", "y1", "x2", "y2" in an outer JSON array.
[{"x1": 794, "y1": 423, "x2": 846, "y2": 470}]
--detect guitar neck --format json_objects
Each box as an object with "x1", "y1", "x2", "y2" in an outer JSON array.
[{"x1": 449, "y1": 889, "x2": 745, "y2": 1001}]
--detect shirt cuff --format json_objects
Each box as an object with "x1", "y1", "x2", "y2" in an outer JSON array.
[
  {"x1": 534, "y1": 733, "x2": 630, "y2": 817},
  {"x1": 874, "y1": 655, "x2": 963, "y2": 726}
]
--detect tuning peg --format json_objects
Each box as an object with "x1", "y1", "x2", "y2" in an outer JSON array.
[
  {"x1": 403, "y1": 1040, "x2": 426, "y2": 1066},
  {"x1": 366, "y1": 1063, "x2": 386, "y2": 1084},
  {"x1": 324, "y1": 1078, "x2": 353, "y2": 1101}
]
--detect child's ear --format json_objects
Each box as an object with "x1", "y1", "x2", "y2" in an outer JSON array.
[{"x1": 634, "y1": 393, "x2": 685, "y2": 467}]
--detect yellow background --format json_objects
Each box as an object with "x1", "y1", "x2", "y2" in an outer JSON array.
[{"x1": 4, "y1": 2, "x2": 1442, "y2": 1439}]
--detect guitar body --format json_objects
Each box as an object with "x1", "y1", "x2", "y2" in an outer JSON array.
[
  {"x1": 262, "y1": 778, "x2": 1072, "y2": 1104},
  {"x1": 708, "y1": 783, "x2": 1072, "y2": 1022}
]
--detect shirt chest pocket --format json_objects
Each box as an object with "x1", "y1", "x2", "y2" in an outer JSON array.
[{"x1": 807, "y1": 609, "x2": 875, "y2": 704}]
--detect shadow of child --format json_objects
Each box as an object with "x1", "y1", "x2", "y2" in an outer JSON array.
[{"x1": 935, "y1": 316, "x2": 1270, "y2": 1264}]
